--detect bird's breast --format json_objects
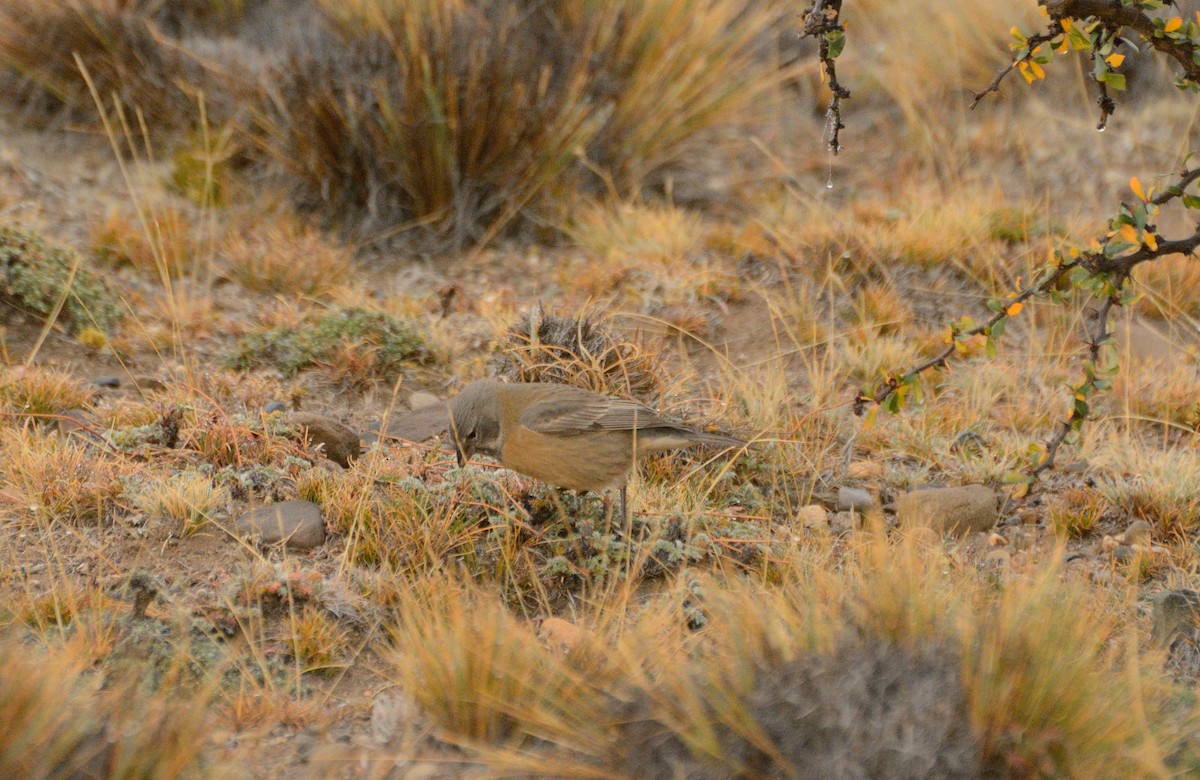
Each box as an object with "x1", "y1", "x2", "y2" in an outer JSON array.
[{"x1": 500, "y1": 426, "x2": 636, "y2": 491}]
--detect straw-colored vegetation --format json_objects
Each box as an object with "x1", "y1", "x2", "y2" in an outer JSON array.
[{"x1": 1, "y1": 0, "x2": 1199, "y2": 776}]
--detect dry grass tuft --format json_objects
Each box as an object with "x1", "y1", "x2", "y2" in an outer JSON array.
[
  {"x1": 0, "y1": 426, "x2": 126, "y2": 525},
  {"x1": 218, "y1": 214, "x2": 351, "y2": 297},
  {"x1": 253, "y1": 0, "x2": 788, "y2": 249},
  {"x1": 132, "y1": 470, "x2": 227, "y2": 534},
  {"x1": 0, "y1": 366, "x2": 94, "y2": 419},
  {"x1": 494, "y1": 307, "x2": 664, "y2": 402},
  {"x1": 0, "y1": 635, "x2": 224, "y2": 778},
  {"x1": 0, "y1": 0, "x2": 206, "y2": 127}
]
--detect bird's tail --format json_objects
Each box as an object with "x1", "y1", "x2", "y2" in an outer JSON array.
[{"x1": 688, "y1": 429, "x2": 747, "y2": 449}]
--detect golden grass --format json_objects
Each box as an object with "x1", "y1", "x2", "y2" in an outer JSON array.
[{"x1": 2, "y1": 0, "x2": 1200, "y2": 775}]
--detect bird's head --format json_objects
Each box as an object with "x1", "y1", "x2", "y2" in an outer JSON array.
[{"x1": 448, "y1": 380, "x2": 503, "y2": 468}]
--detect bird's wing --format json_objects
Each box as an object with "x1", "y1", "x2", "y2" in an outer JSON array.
[{"x1": 518, "y1": 395, "x2": 677, "y2": 435}]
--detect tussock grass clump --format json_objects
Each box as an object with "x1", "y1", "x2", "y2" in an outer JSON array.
[
  {"x1": 226, "y1": 306, "x2": 426, "y2": 380},
  {"x1": 1047, "y1": 486, "x2": 1109, "y2": 539},
  {"x1": 494, "y1": 308, "x2": 663, "y2": 402},
  {"x1": 256, "y1": 2, "x2": 598, "y2": 250},
  {"x1": 0, "y1": 635, "x2": 223, "y2": 779},
  {"x1": 385, "y1": 580, "x2": 600, "y2": 746},
  {"x1": 91, "y1": 205, "x2": 201, "y2": 280},
  {"x1": 381, "y1": 542, "x2": 1193, "y2": 776},
  {"x1": 0, "y1": 366, "x2": 94, "y2": 419},
  {"x1": 1098, "y1": 449, "x2": 1200, "y2": 536},
  {"x1": 218, "y1": 215, "x2": 351, "y2": 297},
  {"x1": 0, "y1": 0, "x2": 204, "y2": 127},
  {"x1": 1, "y1": 224, "x2": 123, "y2": 333},
  {"x1": 0, "y1": 427, "x2": 126, "y2": 525},
  {"x1": 254, "y1": 0, "x2": 788, "y2": 249},
  {"x1": 133, "y1": 471, "x2": 227, "y2": 534}
]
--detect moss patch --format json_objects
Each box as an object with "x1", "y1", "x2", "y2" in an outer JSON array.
[
  {"x1": 226, "y1": 306, "x2": 426, "y2": 377},
  {"x1": 0, "y1": 224, "x2": 123, "y2": 333}
]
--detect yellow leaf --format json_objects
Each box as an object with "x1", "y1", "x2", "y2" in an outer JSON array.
[
  {"x1": 1006, "y1": 301, "x2": 1024, "y2": 316},
  {"x1": 862, "y1": 405, "x2": 879, "y2": 431},
  {"x1": 1119, "y1": 223, "x2": 1138, "y2": 244},
  {"x1": 1130, "y1": 176, "x2": 1146, "y2": 201},
  {"x1": 1018, "y1": 62, "x2": 1035, "y2": 84},
  {"x1": 1029, "y1": 60, "x2": 1045, "y2": 80},
  {"x1": 1106, "y1": 53, "x2": 1125, "y2": 68},
  {"x1": 1061, "y1": 18, "x2": 1072, "y2": 31},
  {"x1": 1165, "y1": 16, "x2": 1183, "y2": 33},
  {"x1": 1145, "y1": 231, "x2": 1158, "y2": 251}
]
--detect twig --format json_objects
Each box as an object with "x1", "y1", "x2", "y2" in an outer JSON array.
[
  {"x1": 970, "y1": 21, "x2": 1065, "y2": 109},
  {"x1": 801, "y1": 0, "x2": 850, "y2": 154}
]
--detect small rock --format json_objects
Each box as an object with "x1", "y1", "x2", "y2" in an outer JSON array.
[
  {"x1": 132, "y1": 375, "x2": 167, "y2": 393},
  {"x1": 1151, "y1": 590, "x2": 1200, "y2": 646},
  {"x1": 94, "y1": 375, "x2": 120, "y2": 388},
  {"x1": 264, "y1": 401, "x2": 287, "y2": 414},
  {"x1": 1119, "y1": 519, "x2": 1153, "y2": 546},
  {"x1": 386, "y1": 405, "x2": 451, "y2": 443},
  {"x1": 905, "y1": 526, "x2": 942, "y2": 546},
  {"x1": 830, "y1": 510, "x2": 859, "y2": 535},
  {"x1": 895, "y1": 484, "x2": 998, "y2": 536},
  {"x1": 1112, "y1": 545, "x2": 1138, "y2": 564},
  {"x1": 847, "y1": 461, "x2": 883, "y2": 479},
  {"x1": 291, "y1": 412, "x2": 361, "y2": 467},
  {"x1": 987, "y1": 533, "x2": 1007, "y2": 547},
  {"x1": 539, "y1": 617, "x2": 586, "y2": 653},
  {"x1": 797, "y1": 504, "x2": 829, "y2": 533},
  {"x1": 1090, "y1": 567, "x2": 1114, "y2": 586},
  {"x1": 408, "y1": 391, "x2": 441, "y2": 410},
  {"x1": 371, "y1": 691, "x2": 420, "y2": 748},
  {"x1": 1100, "y1": 534, "x2": 1120, "y2": 553},
  {"x1": 836, "y1": 486, "x2": 875, "y2": 513},
  {"x1": 236, "y1": 500, "x2": 326, "y2": 550}
]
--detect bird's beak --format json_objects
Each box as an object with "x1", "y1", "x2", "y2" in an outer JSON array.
[{"x1": 456, "y1": 447, "x2": 467, "y2": 468}]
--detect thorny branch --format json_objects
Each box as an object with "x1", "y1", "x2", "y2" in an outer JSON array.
[
  {"x1": 800, "y1": 0, "x2": 849, "y2": 154},
  {"x1": 859, "y1": 163, "x2": 1200, "y2": 479},
  {"x1": 1044, "y1": 0, "x2": 1200, "y2": 84},
  {"x1": 970, "y1": 21, "x2": 1065, "y2": 109}
]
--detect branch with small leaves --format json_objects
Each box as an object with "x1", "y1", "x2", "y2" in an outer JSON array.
[
  {"x1": 975, "y1": 1, "x2": 1200, "y2": 128},
  {"x1": 858, "y1": 162, "x2": 1200, "y2": 490},
  {"x1": 800, "y1": 0, "x2": 849, "y2": 154}
]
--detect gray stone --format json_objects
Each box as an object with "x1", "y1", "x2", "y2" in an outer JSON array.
[
  {"x1": 837, "y1": 486, "x2": 875, "y2": 512},
  {"x1": 1112, "y1": 545, "x2": 1137, "y2": 564},
  {"x1": 132, "y1": 375, "x2": 167, "y2": 392},
  {"x1": 386, "y1": 404, "x2": 450, "y2": 444},
  {"x1": 1151, "y1": 590, "x2": 1200, "y2": 646},
  {"x1": 830, "y1": 510, "x2": 859, "y2": 535},
  {"x1": 895, "y1": 485, "x2": 998, "y2": 536},
  {"x1": 94, "y1": 375, "x2": 120, "y2": 388},
  {"x1": 264, "y1": 401, "x2": 287, "y2": 414},
  {"x1": 291, "y1": 412, "x2": 361, "y2": 467},
  {"x1": 236, "y1": 500, "x2": 326, "y2": 550},
  {"x1": 408, "y1": 391, "x2": 442, "y2": 410}
]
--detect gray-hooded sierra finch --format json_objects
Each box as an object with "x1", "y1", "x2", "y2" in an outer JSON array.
[{"x1": 448, "y1": 380, "x2": 745, "y2": 516}]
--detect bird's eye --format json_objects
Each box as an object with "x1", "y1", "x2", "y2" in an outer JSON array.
[{"x1": 467, "y1": 430, "x2": 478, "y2": 440}]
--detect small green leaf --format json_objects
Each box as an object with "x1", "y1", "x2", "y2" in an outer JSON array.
[{"x1": 826, "y1": 30, "x2": 845, "y2": 59}]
